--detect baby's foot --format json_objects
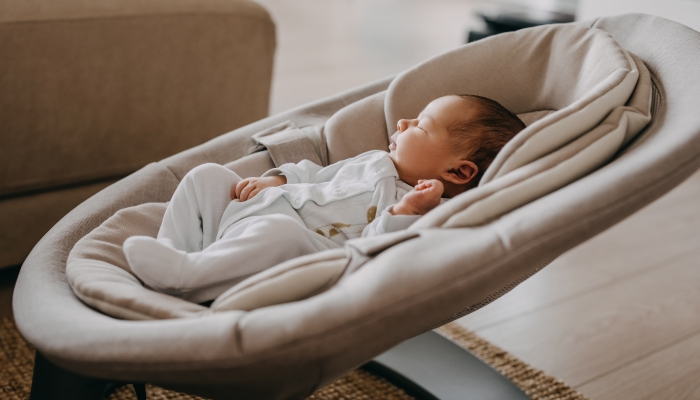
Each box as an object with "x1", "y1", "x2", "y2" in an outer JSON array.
[{"x1": 123, "y1": 236, "x2": 186, "y2": 291}]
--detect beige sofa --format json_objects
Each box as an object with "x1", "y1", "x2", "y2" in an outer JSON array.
[{"x1": 0, "y1": 0, "x2": 276, "y2": 268}]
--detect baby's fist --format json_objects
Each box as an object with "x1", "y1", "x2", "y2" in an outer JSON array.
[{"x1": 392, "y1": 179, "x2": 444, "y2": 216}]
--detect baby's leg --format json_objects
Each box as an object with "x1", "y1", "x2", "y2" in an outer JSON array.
[
  {"x1": 159, "y1": 163, "x2": 242, "y2": 252},
  {"x1": 123, "y1": 163, "x2": 241, "y2": 294},
  {"x1": 132, "y1": 214, "x2": 341, "y2": 303}
]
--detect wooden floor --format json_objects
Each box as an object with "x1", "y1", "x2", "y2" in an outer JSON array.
[
  {"x1": 259, "y1": 1, "x2": 700, "y2": 398},
  {"x1": 457, "y1": 169, "x2": 700, "y2": 399}
]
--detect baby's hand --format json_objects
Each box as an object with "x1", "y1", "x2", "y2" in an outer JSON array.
[
  {"x1": 232, "y1": 175, "x2": 287, "y2": 201},
  {"x1": 392, "y1": 179, "x2": 444, "y2": 216}
]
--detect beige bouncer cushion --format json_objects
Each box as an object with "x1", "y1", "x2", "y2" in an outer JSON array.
[{"x1": 67, "y1": 23, "x2": 651, "y2": 320}]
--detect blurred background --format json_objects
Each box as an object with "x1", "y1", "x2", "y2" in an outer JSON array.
[{"x1": 258, "y1": 0, "x2": 699, "y2": 114}]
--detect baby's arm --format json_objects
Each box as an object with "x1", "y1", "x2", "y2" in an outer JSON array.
[
  {"x1": 233, "y1": 156, "x2": 354, "y2": 201},
  {"x1": 391, "y1": 179, "x2": 444, "y2": 216},
  {"x1": 361, "y1": 179, "x2": 444, "y2": 237},
  {"x1": 232, "y1": 175, "x2": 287, "y2": 201}
]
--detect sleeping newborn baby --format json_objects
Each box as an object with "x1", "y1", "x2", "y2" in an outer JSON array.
[{"x1": 123, "y1": 94, "x2": 525, "y2": 302}]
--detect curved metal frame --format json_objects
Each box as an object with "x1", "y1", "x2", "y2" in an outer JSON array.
[{"x1": 366, "y1": 331, "x2": 528, "y2": 400}]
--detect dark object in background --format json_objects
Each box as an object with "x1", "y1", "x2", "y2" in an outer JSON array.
[{"x1": 468, "y1": 9, "x2": 575, "y2": 42}]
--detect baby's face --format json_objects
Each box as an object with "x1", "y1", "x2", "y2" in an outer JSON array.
[{"x1": 389, "y1": 95, "x2": 475, "y2": 185}]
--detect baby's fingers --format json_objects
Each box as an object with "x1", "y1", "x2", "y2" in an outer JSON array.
[
  {"x1": 239, "y1": 182, "x2": 257, "y2": 201},
  {"x1": 248, "y1": 187, "x2": 264, "y2": 200},
  {"x1": 414, "y1": 181, "x2": 428, "y2": 191},
  {"x1": 425, "y1": 179, "x2": 444, "y2": 195},
  {"x1": 235, "y1": 179, "x2": 251, "y2": 200},
  {"x1": 233, "y1": 180, "x2": 244, "y2": 199}
]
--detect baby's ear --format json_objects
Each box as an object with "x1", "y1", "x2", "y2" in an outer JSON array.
[{"x1": 443, "y1": 160, "x2": 478, "y2": 186}]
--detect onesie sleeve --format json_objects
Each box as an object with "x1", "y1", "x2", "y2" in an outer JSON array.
[
  {"x1": 261, "y1": 158, "x2": 349, "y2": 184},
  {"x1": 361, "y1": 205, "x2": 422, "y2": 237}
]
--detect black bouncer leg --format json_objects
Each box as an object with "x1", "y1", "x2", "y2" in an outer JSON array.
[
  {"x1": 30, "y1": 352, "x2": 109, "y2": 400},
  {"x1": 364, "y1": 331, "x2": 529, "y2": 400},
  {"x1": 133, "y1": 383, "x2": 148, "y2": 400}
]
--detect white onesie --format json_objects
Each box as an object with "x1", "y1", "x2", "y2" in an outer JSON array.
[{"x1": 124, "y1": 150, "x2": 421, "y2": 303}]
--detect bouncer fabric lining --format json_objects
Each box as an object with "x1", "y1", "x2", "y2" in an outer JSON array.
[
  {"x1": 67, "y1": 203, "x2": 208, "y2": 320},
  {"x1": 66, "y1": 23, "x2": 651, "y2": 320}
]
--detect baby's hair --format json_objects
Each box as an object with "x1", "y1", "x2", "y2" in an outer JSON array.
[{"x1": 448, "y1": 94, "x2": 525, "y2": 187}]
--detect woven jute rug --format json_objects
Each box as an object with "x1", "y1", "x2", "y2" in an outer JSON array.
[{"x1": 0, "y1": 317, "x2": 588, "y2": 400}]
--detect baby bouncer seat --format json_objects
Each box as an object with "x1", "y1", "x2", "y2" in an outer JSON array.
[{"x1": 13, "y1": 13, "x2": 700, "y2": 400}]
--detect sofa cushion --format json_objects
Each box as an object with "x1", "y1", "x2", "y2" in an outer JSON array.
[{"x1": 0, "y1": 0, "x2": 275, "y2": 197}]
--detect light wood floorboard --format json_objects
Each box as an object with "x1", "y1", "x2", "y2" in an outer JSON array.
[
  {"x1": 457, "y1": 171, "x2": 700, "y2": 395},
  {"x1": 460, "y1": 245, "x2": 700, "y2": 387},
  {"x1": 577, "y1": 331, "x2": 700, "y2": 400},
  {"x1": 459, "y1": 170, "x2": 700, "y2": 331}
]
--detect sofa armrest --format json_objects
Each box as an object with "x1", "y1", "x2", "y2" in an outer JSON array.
[{"x1": 0, "y1": 0, "x2": 275, "y2": 197}]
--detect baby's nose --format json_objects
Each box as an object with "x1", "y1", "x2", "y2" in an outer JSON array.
[{"x1": 397, "y1": 119, "x2": 408, "y2": 132}]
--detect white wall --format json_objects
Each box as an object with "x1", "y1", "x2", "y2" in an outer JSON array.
[{"x1": 577, "y1": 0, "x2": 700, "y2": 32}]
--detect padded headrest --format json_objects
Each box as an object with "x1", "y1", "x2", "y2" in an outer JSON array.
[
  {"x1": 385, "y1": 25, "x2": 642, "y2": 185},
  {"x1": 387, "y1": 24, "x2": 630, "y2": 125}
]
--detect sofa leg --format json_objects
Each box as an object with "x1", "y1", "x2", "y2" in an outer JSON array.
[{"x1": 30, "y1": 352, "x2": 109, "y2": 400}]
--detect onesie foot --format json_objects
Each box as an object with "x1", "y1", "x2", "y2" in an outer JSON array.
[{"x1": 123, "y1": 236, "x2": 186, "y2": 291}]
